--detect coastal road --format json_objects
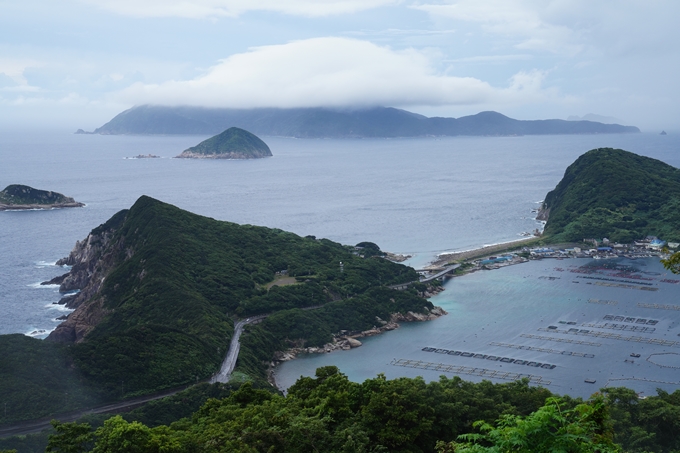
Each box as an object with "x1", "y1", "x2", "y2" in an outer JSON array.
[
  {"x1": 419, "y1": 264, "x2": 460, "y2": 283},
  {"x1": 211, "y1": 315, "x2": 267, "y2": 383},
  {"x1": 0, "y1": 386, "x2": 191, "y2": 438}
]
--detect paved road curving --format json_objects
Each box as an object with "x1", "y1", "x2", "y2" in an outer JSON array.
[{"x1": 211, "y1": 315, "x2": 267, "y2": 383}]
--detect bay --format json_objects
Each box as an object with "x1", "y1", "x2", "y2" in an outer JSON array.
[{"x1": 275, "y1": 256, "x2": 680, "y2": 398}]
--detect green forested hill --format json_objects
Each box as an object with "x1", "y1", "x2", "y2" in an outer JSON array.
[
  {"x1": 541, "y1": 148, "x2": 680, "y2": 242},
  {"x1": 177, "y1": 127, "x2": 272, "y2": 158},
  {"x1": 67, "y1": 196, "x2": 419, "y2": 396},
  {"x1": 0, "y1": 196, "x2": 426, "y2": 424}
]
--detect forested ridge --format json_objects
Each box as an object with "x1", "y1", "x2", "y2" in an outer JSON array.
[
  {"x1": 541, "y1": 148, "x2": 680, "y2": 243},
  {"x1": 0, "y1": 196, "x2": 428, "y2": 426}
]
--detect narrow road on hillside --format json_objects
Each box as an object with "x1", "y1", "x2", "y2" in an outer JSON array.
[
  {"x1": 0, "y1": 297, "x2": 399, "y2": 438},
  {"x1": 211, "y1": 315, "x2": 267, "y2": 383},
  {"x1": 0, "y1": 315, "x2": 266, "y2": 438}
]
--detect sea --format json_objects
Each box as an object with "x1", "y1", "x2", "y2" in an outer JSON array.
[{"x1": 1, "y1": 129, "x2": 679, "y2": 398}]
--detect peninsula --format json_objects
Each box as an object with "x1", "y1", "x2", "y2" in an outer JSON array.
[
  {"x1": 0, "y1": 196, "x2": 440, "y2": 425},
  {"x1": 84, "y1": 105, "x2": 640, "y2": 138},
  {"x1": 175, "y1": 127, "x2": 272, "y2": 159},
  {"x1": 0, "y1": 184, "x2": 84, "y2": 211},
  {"x1": 538, "y1": 148, "x2": 680, "y2": 243}
]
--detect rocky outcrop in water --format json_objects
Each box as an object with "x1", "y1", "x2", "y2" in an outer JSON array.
[
  {"x1": 536, "y1": 204, "x2": 550, "y2": 221},
  {"x1": 0, "y1": 184, "x2": 84, "y2": 210}
]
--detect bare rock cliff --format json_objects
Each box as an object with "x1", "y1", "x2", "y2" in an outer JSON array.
[
  {"x1": 536, "y1": 203, "x2": 550, "y2": 221},
  {"x1": 47, "y1": 223, "x2": 127, "y2": 343}
]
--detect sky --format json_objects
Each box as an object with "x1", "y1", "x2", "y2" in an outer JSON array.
[{"x1": 0, "y1": 0, "x2": 678, "y2": 131}]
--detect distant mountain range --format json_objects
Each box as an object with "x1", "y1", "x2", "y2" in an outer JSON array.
[{"x1": 80, "y1": 105, "x2": 640, "y2": 138}]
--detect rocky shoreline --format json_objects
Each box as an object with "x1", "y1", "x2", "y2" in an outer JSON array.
[
  {"x1": 0, "y1": 201, "x2": 85, "y2": 211},
  {"x1": 268, "y1": 300, "x2": 447, "y2": 387},
  {"x1": 175, "y1": 150, "x2": 271, "y2": 159}
]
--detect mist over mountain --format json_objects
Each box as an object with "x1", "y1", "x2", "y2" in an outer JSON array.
[
  {"x1": 83, "y1": 105, "x2": 641, "y2": 138},
  {"x1": 567, "y1": 114, "x2": 624, "y2": 125}
]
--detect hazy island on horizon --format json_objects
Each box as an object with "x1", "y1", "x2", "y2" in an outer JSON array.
[{"x1": 77, "y1": 105, "x2": 641, "y2": 138}]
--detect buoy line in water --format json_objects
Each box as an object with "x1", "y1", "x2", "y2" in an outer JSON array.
[
  {"x1": 638, "y1": 302, "x2": 680, "y2": 311},
  {"x1": 536, "y1": 328, "x2": 680, "y2": 346},
  {"x1": 489, "y1": 341, "x2": 594, "y2": 358},
  {"x1": 390, "y1": 358, "x2": 552, "y2": 385},
  {"x1": 520, "y1": 333, "x2": 601, "y2": 346}
]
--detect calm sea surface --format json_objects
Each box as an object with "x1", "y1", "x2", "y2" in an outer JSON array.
[{"x1": 1, "y1": 130, "x2": 678, "y2": 397}]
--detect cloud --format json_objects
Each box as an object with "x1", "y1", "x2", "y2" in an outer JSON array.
[
  {"x1": 413, "y1": 0, "x2": 583, "y2": 54},
  {"x1": 117, "y1": 37, "x2": 553, "y2": 109},
  {"x1": 80, "y1": 0, "x2": 399, "y2": 18},
  {"x1": 0, "y1": 58, "x2": 42, "y2": 87}
]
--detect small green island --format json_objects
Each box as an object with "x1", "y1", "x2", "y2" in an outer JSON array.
[
  {"x1": 0, "y1": 184, "x2": 84, "y2": 211},
  {"x1": 175, "y1": 127, "x2": 272, "y2": 159}
]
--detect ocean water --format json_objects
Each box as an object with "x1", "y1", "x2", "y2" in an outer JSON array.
[{"x1": 1, "y1": 130, "x2": 679, "y2": 396}]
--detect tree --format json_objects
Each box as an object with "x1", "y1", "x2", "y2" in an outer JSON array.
[
  {"x1": 661, "y1": 250, "x2": 680, "y2": 274},
  {"x1": 436, "y1": 396, "x2": 620, "y2": 453},
  {"x1": 91, "y1": 416, "x2": 182, "y2": 453},
  {"x1": 46, "y1": 420, "x2": 93, "y2": 453}
]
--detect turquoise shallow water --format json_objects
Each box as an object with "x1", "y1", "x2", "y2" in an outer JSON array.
[{"x1": 274, "y1": 257, "x2": 680, "y2": 398}]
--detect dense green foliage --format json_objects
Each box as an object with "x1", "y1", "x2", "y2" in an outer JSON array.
[
  {"x1": 542, "y1": 148, "x2": 680, "y2": 242},
  {"x1": 0, "y1": 384, "x2": 238, "y2": 453},
  {"x1": 181, "y1": 127, "x2": 271, "y2": 157},
  {"x1": 68, "y1": 196, "x2": 419, "y2": 396},
  {"x1": 440, "y1": 396, "x2": 619, "y2": 453},
  {"x1": 237, "y1": 287, "x2": 434, "y2": 378},
  {"x1": 1, "y1": 196, "x2": 422, "y2": 423},
  {"x1": 0, "y1": 335, "x2": 100, "y2": 425},
  {"x1": 0, "y1": 185, "x2": 74, "y2": 205},
  {"x1": 604, "y1": 386, "x2": 680, "y2": 452},
  {"x1": 42, "y1": 368, "x2": 680, "y2": 453},
  {"x1": 662, "y1": 251, "x2": 680, "y2": 274},
  {"x1": 43, "y1": 368, "x2": 555, "y2": 453},
  {"x1": 7, "y1": 370, "x2": 680, "y2": 452}
]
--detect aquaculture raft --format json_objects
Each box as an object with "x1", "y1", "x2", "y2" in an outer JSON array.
[{"x1": 390, "y1": 358, "x2": 551, "y2": 385}]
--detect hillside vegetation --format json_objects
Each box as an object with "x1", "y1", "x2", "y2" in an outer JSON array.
[
  {"x1": 176, "y1": 127, "x2": 272, "y2": 159},
  {"x1": 13, "y1": 368, "x2": 680, "y2": 453},
  {"x1": 541, "y1": 148, "x2": 680, "y2": 242},
  {"x1": 0, "y1": 196, "x2": 425, "y2": 424}
]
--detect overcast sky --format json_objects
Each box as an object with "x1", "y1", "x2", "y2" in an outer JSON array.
[{"x1": 1, "y1": 0, "x2": 677, "y2": 131}]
